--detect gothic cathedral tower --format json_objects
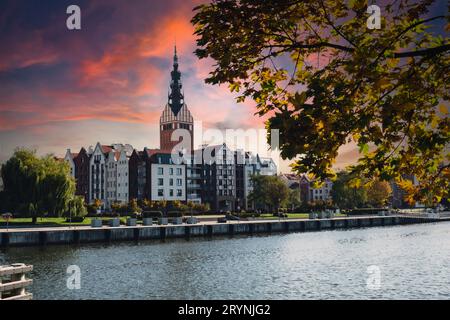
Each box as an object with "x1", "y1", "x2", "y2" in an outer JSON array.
[{"x1": 159, "y1": 46, "x2": 194, "y2": 153}]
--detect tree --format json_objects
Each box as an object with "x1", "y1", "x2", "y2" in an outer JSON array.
[
  {"x1": 331, "y1": 171, "x2": 367, "y2": 209},
  {"x1": 1, "y1": 149, "x2": 75, "y2": 223},
  {"x1": 128, "y1": 198, "x2": 142, "y2": 214},
  {"x1": 67, "y1": 196, "x2": 88, "y2": 218},
  {"x1": 110, "y1": 201, "x2": 122, "y2": 214},
  {"x1": 249, "y1": 175, "x2": 290, "y2": 212},
  {"x1": 192, "y1": 0, "x2": 449, "y2": 205},
  {"x1": 92, "y1": 199, "x2": 103, "y2": 211},
  {"x1": 287, "y1": 188, "x2": 301, "y2": 211},
  {"x1": 366, "y1": 179, "x2": 392, "y2": 207}
]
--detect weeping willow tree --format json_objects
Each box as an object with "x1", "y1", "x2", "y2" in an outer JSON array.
[{"x1": 0, "y1": 149, "x2": 76, "y2": 223}]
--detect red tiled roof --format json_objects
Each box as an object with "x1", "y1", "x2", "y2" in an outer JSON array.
[
  {"x1": 101, "y1": 145, "x2": 113, "y2": 153},
  {"x1": 144, "y1": 148, "x2": 162, "y2": 157}
]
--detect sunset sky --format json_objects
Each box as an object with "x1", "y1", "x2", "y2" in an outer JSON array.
[{"x1": 1, "y1": 0, "x2": 445, "y2": 172}]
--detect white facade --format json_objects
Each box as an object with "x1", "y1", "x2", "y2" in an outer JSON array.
[
  {"x1": 64, "y1": 149, "x2": 76, "y2": 178},
  {"x1": 105, "y1": 151, "x2": 118, "y2": 209},
  {"x1": 116, "y1": 151, "x2": 129, "y2": 204},
  {"x1": 151, "y1": 163, "x2": 186, "y2": 201},
  {"x1": 259, "y1": 157, "x2": 277, "y2": 176},
  {"x1": 310, "y1": 179, "x2": 333, "y2": 201},
  {"x1": 105, "y1": 149, "x2": 129, "y2": 209}
]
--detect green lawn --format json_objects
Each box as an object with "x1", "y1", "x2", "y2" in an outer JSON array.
[
  {"x1": 255, "y1": 213, "x2": 347, "y2": 219},
  {"x1": 0, "y1": 212, "x2": 349, "y2": 227},
  {"x1": 0, "y1": 217, "x2": 93, "y2": 227}
]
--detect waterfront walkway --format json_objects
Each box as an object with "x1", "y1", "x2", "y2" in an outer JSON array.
[
  {"x1": 1, "y1": 213, "x2": 449, "y2": 233},
  {"x1": 1, "y1": 214, "x2": 449, "y2": 247}
]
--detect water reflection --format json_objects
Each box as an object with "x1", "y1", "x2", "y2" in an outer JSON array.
[{"x1": 1, "y1": 222, "x2": 449, "y2": 299}]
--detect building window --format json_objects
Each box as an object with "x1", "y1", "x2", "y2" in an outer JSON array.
[
  {"x1": 158, "y1": 167, "x2": 163, "y2": 175},
  {"x1": 169, "y1": 179, "x2": 173, "y2": 186},
  {"x1": 176, "y1": 168, "x2": 182, "y2": 175},
  {"x1": 158, "y1": 178, "x2": 164, "y2": 186},
  {"x1": 170, "y1": 189, "x2": 174, "y2": 197},
  {"x1": 169, "y1": 168, "x2": 174, "y2": 175},
  {"x1": 176, "y1": 179, "x2": 182, "y2": 186},
  {"x1": 158, "y1": 189, "x2": 164, "y2": 197},
  {"x1": 177, "y1": 189, "x2": 182, "y2": 197}
]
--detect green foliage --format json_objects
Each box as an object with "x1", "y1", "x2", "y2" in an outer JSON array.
[
  {"x1": 366, "y1": 179, "x2": 392, "y2": 207},
  {"x1": 192, "y1": 0, "x2": 449, "y2": 204},
  {"x1": 287, "y1": 188, "x2": 302, "y2": 210},
  {"x1": 1, "y1": 149, "x2": 76, "y2": 219},
  {"x1": 127, "y1": 198, "x2": 142, "y2": 214},
  {"x1": 331, "y1": 171, "x2": 368, "y2": 209},
  {"x1": 138, "y1": 199, "x2": 210, "y2": 214},
  {"x1": 67, "y1": 196, "x2": 87, "y2": 218},
  {"x1": 249, "y1": 175, "x2": 290, "y2": 212}
]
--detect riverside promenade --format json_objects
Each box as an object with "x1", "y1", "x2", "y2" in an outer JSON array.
[{"x1": 1, "y1": 214, "x2": 449, "y2": 247}]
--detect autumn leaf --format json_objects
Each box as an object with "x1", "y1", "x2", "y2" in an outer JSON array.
[{"x1": 438, "y1": 104, "x2": 448, "y2": 115}]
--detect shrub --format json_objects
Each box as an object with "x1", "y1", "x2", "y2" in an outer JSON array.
[
  {"x1": 238, "y1": 211, "x2": 260, "y2": 218},
  {"x1": 65, "y1": 216, "x2": 85, "y2": 223},
  {"x1": 347, "y1": 208, "x2": 388, "y2": 215},
  {"x1": 167, "y1": 211, "x2": 183, "y2": 217},
  {"x1": 142, "y1": 211, "x2": 163, "y2": 218}
]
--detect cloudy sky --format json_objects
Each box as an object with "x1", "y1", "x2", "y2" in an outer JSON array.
[{"x1": 0, "y1": 0, "x2": 445, "y2": 172}]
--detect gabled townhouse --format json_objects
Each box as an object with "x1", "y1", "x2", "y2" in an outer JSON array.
[
  {"x1": 64, "y1": 149, "x2": 76, "y2": 178},
  {"x1": 64, "y1": 147, "x2": 90, "y2": 203},
  {"x1": 298, "y1": 174, "x2": 333, "y2": 203},
  {"x1": 105, "y1": 149, "x2": 130, "y2": 208},
  {"x1": 89, "y1": 143, "x2": 109, "y2": 208},
  {"x1": 129, "y1": 149, "x2": 146, "y2": 201}
]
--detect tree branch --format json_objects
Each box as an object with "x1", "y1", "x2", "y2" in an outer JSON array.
[{"x1": 393, "y1": 44, "x2": 450, "y2": 57}]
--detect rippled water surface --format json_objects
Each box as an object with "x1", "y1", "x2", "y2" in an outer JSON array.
[{"x1": 1, "y1": 222, "x2": 449, "y2": 299}]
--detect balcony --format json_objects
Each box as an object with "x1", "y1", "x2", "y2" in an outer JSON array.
[{"x1": 187, "y1": 194, "x2": 201, "y2": 200}]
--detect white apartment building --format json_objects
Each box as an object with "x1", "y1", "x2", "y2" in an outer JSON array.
[
  {"x1": 150, "y1": 153, "x2": 186, "y2": 201},
  {"x1": 105, "y1": 149, "x2": 130, "y2": 209},
  {"x1": 259, "y1": 157, "x2": 278, "y2": 176}
]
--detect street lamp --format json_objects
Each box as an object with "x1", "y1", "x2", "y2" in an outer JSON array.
[{"x1": 2, "y1": 213, "x2": 13, "y2": 232}]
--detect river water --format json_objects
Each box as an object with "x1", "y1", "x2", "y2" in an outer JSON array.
[{"x1": 1, "y1": 222, "x2": 449, "y2": 299}]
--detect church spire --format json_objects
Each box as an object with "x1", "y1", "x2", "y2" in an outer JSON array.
[{"x1": 168, "y1": 45, "x2": 183, "y2": 116}]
